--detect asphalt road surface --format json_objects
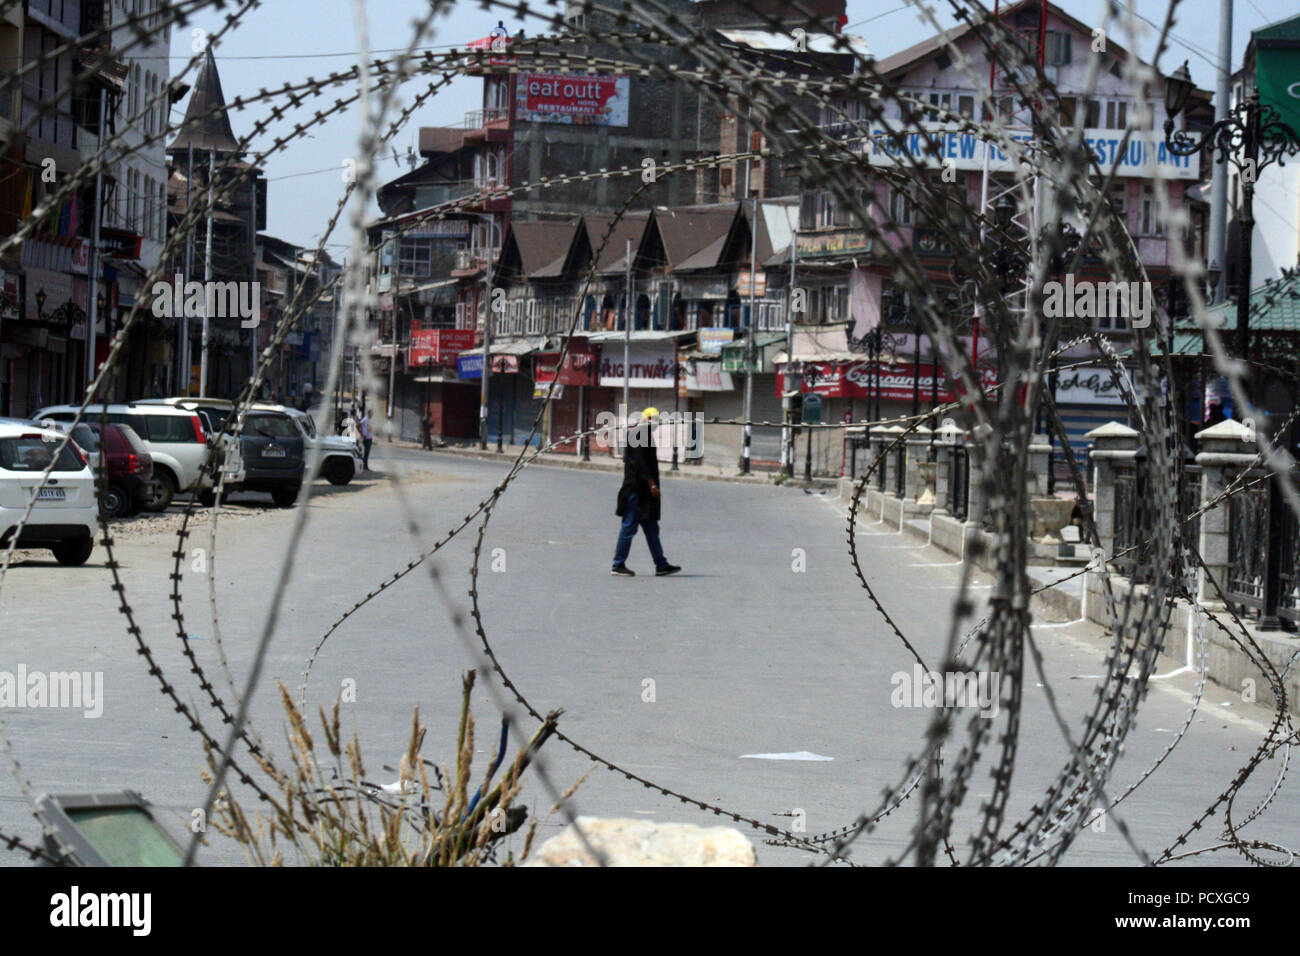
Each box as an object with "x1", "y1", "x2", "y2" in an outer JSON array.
[{"x1": 1, "y1": 442, "x2": 1294, "y2": 866}]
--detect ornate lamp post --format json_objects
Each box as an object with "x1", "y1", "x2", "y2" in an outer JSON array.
[
  {"x1": 1164, "y1": 61, "x2": 1300, "y2": 632},
  {"x1": 1163, "y1": 61, "x2": 1300, "y2": 374}
]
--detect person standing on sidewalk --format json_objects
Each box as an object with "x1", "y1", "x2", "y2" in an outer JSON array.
[
  {"x1": 358, "y1": 408, "x2": 373, "y2": 471},
  {"x1": 612, "y1": 408, "x2": 680, "y2": 577}
]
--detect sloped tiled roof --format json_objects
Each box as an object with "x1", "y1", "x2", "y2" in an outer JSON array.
[
  {"x1": 652, "y1": 206, "x2": 737, "y2": 271},
  {"x1": 507, "y1": 220, "x2": 581, "y2": 278},
  {"x1": 582, "y1": 211, "x2": 652, "y2": 274}
]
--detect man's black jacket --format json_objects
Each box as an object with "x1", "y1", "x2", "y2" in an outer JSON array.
[{"x1": 616, "y1": 422, "x2": 660, "y2": 522}]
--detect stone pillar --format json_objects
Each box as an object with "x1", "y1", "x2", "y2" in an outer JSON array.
[
  {"x1": 1194, "y1": 419, "x2": 1258, "y2": 607},
  {"x1": 932, "y1": 421, "x2": 961, "y2": 517},
  {"x1": 1027, "y1": 434, "x2": 1052, "y2": 498},
  {"x1": 904, "y1": 426, "x2": 932, "y2": 507},
  {"x1": 871, "y1": 427, "x2": 890, "y2": 489},
  {"x1": 965, "y1": 427, "x2": 991, "y2": 526},
  {"x1": 1085, "y1": 421, "x2": 1139, "y2": 564}
]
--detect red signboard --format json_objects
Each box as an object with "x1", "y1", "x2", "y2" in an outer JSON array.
[
  {"x1": 517, "y1": 72, "x2": 630, "y2": 126},
  {"x1": 777, "y1": 361, "x2": 998, "y2": 403},
  {"x1": 409, "y1": 328, "x2": 476, "y2": 369},
  {"x1": 466, "y1": 34, "x2": 513, "y2": 66},
  {"x1": 535, "y1": 347, "x2": 597, "y2": 387}
]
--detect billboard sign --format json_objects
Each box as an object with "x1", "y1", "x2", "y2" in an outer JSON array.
[
  {"x1": 535, "y1": 347, "x2": 597, "y2": 387},
  {"x1": 1053, "y1": 364, "x2": 1130, "y2": 406},
  {"x1": 599, "y1": 341, "x2": 675, "y2": 388},
  {"x1": 698, "y1": 328, "x2": 734, "y2": 354},
  {"x1": 777, "y1": 361, "x2": 998, "y2": 402},
  {"x1": 863, "y1": 123, "x2": 1198, "y2": 179},
  {"x1": 409, "y1": 328, "x2": 476, "y2": 369},
  {"x1": 517, "y1": 72, "x2": 630, "y2": 126}
]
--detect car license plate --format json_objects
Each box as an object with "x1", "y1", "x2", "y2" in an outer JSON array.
[
  {"x1": 36, "y1": 488, "x2": 65, "y2": 501},
  {"x1": 262, "y1": 446, "x2": 286, "y2": 458}
]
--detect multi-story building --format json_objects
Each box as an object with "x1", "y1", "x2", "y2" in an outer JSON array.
[
  {"x1": 786, "y1": 0, "x2": 1212, "y2": 468},
  {"x1": 369, "y1": 7, "x2": 862, "y2": 456},
  {"x1": 255, "y1": 233, "x2": 338, "y2": 407},
  {"x1": 166, "y1": 46, "x2": 266, "y2": 398},
  {"x1": 0, "y1": 0, "x2": 140, "y2": 415},
  {"x1": 105, "y1": 0, "x2": 173, "y2": 398}
]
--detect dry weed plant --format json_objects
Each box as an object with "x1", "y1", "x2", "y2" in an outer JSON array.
[{"x1": 200, "y1": 671, "x2": 566, "y2": 866}]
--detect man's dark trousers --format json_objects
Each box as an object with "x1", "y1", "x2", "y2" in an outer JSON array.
[{"x1": 613, "y1": 491, "x2": 667, "y2": 569}]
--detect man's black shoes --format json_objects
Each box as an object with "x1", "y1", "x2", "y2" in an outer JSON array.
[
  {"x1": 611, "y1": 564, "x2": 636, "y2": 576},
  {"x1": 655, "y1": 564, "x2": 682, "y2": 576}
]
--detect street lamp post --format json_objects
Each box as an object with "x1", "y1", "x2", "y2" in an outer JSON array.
[
  {"x1": 1163, "y1": 60, "x2": 1300, "y2": 631},
  {"x1": 801, "y1": 363, "x2": 817, "y2": 486},
  {"x1": 479, "y1": 258, "x2": 493, "y2": 450},
  {"x1": 1163, "y1": 61, "x2": 1300, "y2": 372}
]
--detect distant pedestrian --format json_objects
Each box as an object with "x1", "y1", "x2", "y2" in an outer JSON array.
[
  {"x1": 358, "y1": 409, "x2": 373, "y2": 470},
  {"x1": 611, "y1": 407, "x2": 680, "y2": 577}
]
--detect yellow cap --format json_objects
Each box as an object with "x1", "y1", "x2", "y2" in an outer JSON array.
[{"x1": 642, "y1": 407, "x2": 659, "y2": 419}]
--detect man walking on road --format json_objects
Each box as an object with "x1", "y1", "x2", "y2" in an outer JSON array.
[{"x1": 612, "y1": 408, "x2": 680, "y2": 577}]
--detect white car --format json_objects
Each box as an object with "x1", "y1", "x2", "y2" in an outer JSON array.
[
  {"x1": 253, "y1": 404, "x2": 363, "y2": 485},
  {"x1": 33, "y1": 403, "x2": 213, "y2": 512},
  {"x1": 0, "y1": 422, "x2": 97, "y2": 565}
]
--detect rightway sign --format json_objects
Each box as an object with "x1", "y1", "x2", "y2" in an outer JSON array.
[{"x1": 863, "y1": 123, "x2": 1198, "y2": 180}]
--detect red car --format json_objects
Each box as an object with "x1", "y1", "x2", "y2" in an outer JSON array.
[{"x1": 68, "y1": 422, "x2": 155, "y2": 518}]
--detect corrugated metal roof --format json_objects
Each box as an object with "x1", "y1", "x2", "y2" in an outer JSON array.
[
  {"x1": 1203, "y1": 275, "x2": 1300, "y2": 332},
  {"x1": 585, "y1": 330, "x2": 694, "y2": 343},
  {"x1": 716, "y1": 29, "x2": 870, "y2": 57}
]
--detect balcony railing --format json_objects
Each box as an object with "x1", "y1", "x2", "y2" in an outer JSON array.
[{"x1": 464, "y1": 107, "x2": 508, "y2": 129}]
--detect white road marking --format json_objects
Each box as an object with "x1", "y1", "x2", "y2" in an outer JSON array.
[{"x1": 740, "y1": 751, "x2": 833, "y2": 761}]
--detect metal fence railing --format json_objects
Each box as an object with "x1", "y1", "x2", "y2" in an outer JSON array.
[
  {"x1": 1227, "y1": 473, "x2": 1268, "y2": 617},
  {"x1": 1113, "y1": 462, "x2": 1143, "y2": 582},
  {"x1": 1177, "y1": 463, "x2": 1202, "y2": 600},
  {"x1": 948, "y1": 443, "x2": 969, "y2": 521}
]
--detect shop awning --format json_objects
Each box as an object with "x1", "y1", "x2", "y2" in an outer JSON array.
[
  {"x1": 458, "y1": 336, "x2": 545, "y2": 357},
  {"x1": 584, "y1": 329, "x2": 694, "y2": 343}
]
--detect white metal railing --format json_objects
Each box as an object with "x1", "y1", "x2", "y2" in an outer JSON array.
[{"x1": 464, "y1": 107, "x2": 508, "y2": 129}]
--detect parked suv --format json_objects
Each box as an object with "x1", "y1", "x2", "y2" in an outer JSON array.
[
  {"x1": 33, "y1": 403, "x2": 208, "y2": 512},
  {"x1": 65, "y1": 422, "x2": 155, "y2": 518},
  {"x1": 253, "y1": 403, "x2": 362, "y2": 485},
  {"x1": 224, "y1": 409, "x2": 304, "y2": 507},
  {"x1": 131, "y1": 398, "x2": 245, "y2": 494},
  {"x1": 0, "y1": 422, "x2": 97, "y2": 565}
]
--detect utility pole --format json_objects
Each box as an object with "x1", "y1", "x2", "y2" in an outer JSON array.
[
  {"x1": 200, "y1": 149, "x2": 214, "y2": 397},
  {"x1": 739, "y1": 195, "x2": 757, "y2": 474},
  {"x1": 782, "y1": 226, "x2": 797, "y2": 477},
  {"x1": 478, "y1": 257, "x2": 492, "y2": 449},
  {"x1": 86, "y1": 88, "x2": 106, "y2": 399},
  {"x1": 622, "y1": 238, "x2": 633, "y2": 422},
  {"x1": 183, "y1": 144, "x2": 193, "y2": 393},
  {"x1": 1208, "y1": 0, "x2": 1232, "y2": 305},
  {"x1": 250, "y1": 184, "x2": 258, "y2": 388}
]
